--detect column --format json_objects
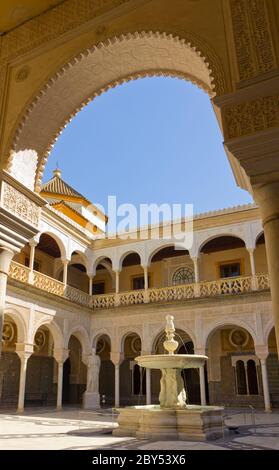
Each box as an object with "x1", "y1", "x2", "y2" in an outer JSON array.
[
  {"x1": 254, "y1": 182, "x2": 279, "y2": 353},
  {"x1": 53, "y1": 348, "x2": 69, "y2": 410},
  {"x1": 115, "y1": 270, "x2": 120, "y2": 294},
  {"x1": 0, "y1": 247, "x2": 14, "y2": 356},
  {"x1": 62, "y1": 259, "x2": 69, "y2": 285},
  {"x1": 247, "y1": 248, "x2": 257, "y2": 290},
  {"x1": 146, "y1": 368, "x2": 151, "y2": 405},
  {"x1": 16, "y1": 345, "x2": 33, "y2": 413},
  {"x1": 88, "y1": 274, "x2": 94, "y2": 296},
  {"x1": 191, "y1": 256, "x2": 200, "y2": 297},
  {"x1": 199, "y1": 365, "x2": 206, "y2": 406},
  {"x1": 259, "y1": 358, "x2": 271, "y2": 412},
  {"x1": 142, "y1": 265, "x2": 149, "y2": 303},
  {"x1": 110, "y1": 352, "x2": 123, "y2": 408},
  {"x1": 28, "y1": 240, "x2": 37, "y2": 284},
  {"x1": 56, "y1": 362, "x2": 64, "y2": 410}
]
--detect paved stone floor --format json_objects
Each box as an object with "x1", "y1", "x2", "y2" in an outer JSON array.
[{"x1": 0, "y1": 407, "x2": 278, "y2": 450}]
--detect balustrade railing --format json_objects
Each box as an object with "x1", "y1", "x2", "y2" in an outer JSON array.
[{"x1": 8, "y1": 261, "x2": 270, "y2": 310}]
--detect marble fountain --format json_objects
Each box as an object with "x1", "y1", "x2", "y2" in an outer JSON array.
[{"x1": 113, "y1": 315, "x2": 224, "y2": 441}]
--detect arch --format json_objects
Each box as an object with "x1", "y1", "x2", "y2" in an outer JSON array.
[
  {"x1": 3, "y1": 308, "x2": 27, "y2": 343},
  {"x1": 92, "y1": 255, "x2": 113, "y2": 275},
  {"x1": 37, "y1": 230, "x2": 67, "y2": 260},
  {"x1": 204, "y1": 320, "x2": 257, "y2": 350},
  {"x1": 264, "y1": 321, "x2": 275, "y2": 346},
  {"x1": 31, "y1": 318, "x2": 63, "y2": 350},
  {"x1": 119, "y1": 329, "x2": 143, "y2": 354},
  {"x1": 69, "y1": 250, "x2": 89, "y2": 271},
  {"x1": 118, "y1": 250, "x2": 143, "y2": 271},
  {"x1": 198, "y1": 233, "x2": 246, "y2": 255},
  {"x1": 6, "y1": 31, "x2": 224, "y2": 192},
  {"x1": 147, "y1": 242, "x2": 190, "y2": 267},
  {"x1": 92, "y1": 329, "x2": 112, "y2": 350},
  {"x1": 65, "y1": 325, "x2": 91, "y2": 356}
]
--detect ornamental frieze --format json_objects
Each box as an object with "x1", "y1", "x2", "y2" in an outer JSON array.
[
  {"x1": 1, "y1": 181, "x2": 40, "y2": 228},
  {"x1": 230, "y1": 0, "x2": 276, "y2": 81},
  {"x1": 224, "y1": 95, "x2": 279, "y2": 139}
]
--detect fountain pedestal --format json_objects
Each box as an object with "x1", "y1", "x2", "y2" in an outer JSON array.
[{"x1": 113, "y1": 405, "x2": 224, "y2": 441}]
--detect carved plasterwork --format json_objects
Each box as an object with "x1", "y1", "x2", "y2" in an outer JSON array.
[
  {"x1": 230, "y1": 0, "x2": 276, "y2": 81},
  {"x1": 1, "y1": 181, "x2": 40, "y2": 227},
  {"x1": 8, "y1": 31, "x2": 217, "y2": 191},
  {"x1": 224, "y1": 95, "x2": 279, "y2": 139}
]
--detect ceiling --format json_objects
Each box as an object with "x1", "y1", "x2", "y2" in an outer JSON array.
[{"x1": 0, "y1": 0, "x2": 65, "y2": 35}]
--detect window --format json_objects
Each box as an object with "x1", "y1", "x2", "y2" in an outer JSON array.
[
  {"x1": 235, "y1": 360, "x2": 247, "y2": 395},
  {"x1": 235, "y1": 358, "x2": 259, "y2": 396},
  {"x1": 25, "y1": 257, "x2": 40, "y2": 272},
  {"x1": 172, "y1": 266, "x2": 194, "y2": 285},
  {"x1": 132, "y1": 276, "x2": 150, "y2": 290},
  {"x1": 219, "y1": 262, "x2": 241, "y2": 279},
  {"x1": 92, "y1": 282, "x2": 105, "y2": 295}
]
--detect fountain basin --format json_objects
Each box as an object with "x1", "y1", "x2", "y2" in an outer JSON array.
[
  {"x1": 113, "y1": 405, "x2": 224, "y2": 441},
  {"x1": 136, "y1": 354, "x2": 207, "y2": 370}
]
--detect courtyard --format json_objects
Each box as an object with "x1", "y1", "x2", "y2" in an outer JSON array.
[{"x1": 0, "y1": 407, "x2": 278, "y2": 451}]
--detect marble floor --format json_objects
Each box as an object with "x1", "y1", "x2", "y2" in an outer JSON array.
[{"x1": 0, "y1": 407, "x2": 278, "y2": 450}]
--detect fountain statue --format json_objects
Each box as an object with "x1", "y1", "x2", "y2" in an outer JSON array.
[{"x1": 113, "y1": 315, "x2": 224, "y2": 441}]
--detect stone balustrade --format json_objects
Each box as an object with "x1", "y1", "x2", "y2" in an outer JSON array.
[{"x1": 8, "y1": 261, "x2": 270, "y2": 310}]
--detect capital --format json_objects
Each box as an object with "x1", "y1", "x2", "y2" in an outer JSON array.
[{"x1": 110, "y1": 351, "x2": 123, "y2": 366}]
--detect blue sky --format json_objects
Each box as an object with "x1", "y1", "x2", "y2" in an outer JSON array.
[{"x1": 45, "y1": 77, "x2": 253, "y2": 215}]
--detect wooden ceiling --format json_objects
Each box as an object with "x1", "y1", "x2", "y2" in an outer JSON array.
[{"x1": 0, "y1": 0, "x2": 65, "y2": 35}]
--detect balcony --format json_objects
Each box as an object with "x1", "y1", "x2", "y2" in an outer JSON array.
[{"x1": 8, "y1": 261, "x2": 270, "y2": 310}]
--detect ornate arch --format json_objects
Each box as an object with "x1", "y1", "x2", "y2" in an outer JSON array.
[
  {"x1": 198, "y1": 232, "x2": 247, "y2": 255},
  {"x1": 66, "y1": 325, "x2": 91, "y2": 356},
  {"x1": 6, "y1": 31, "x2": 224, "y2": 192},
  {"x1": 203, "y1": 319, "x2": 258, "y2": 350},
  {"x1": 151, "y1": 324, "x2": 196, "y2": 352},
  {"x1": 3, "y1": 308, "x2": 27, "y2": 343},
  {"x1": 31, "y1": 318, "x2": 63, "y2": 350},
  {"x1": 119, "y1": 328, "x2": 143, "y2": 354},
  {"x1": 147, "y1": 241, "x2": 189, "y2": 266}
]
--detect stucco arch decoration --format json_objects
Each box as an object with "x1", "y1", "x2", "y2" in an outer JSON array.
[
  {"x1": 4, "y1": 308, "x2": 27, "y2": 344},
  {"x1": 7, "y1": 31, "x2": 223, "y2": 192},
  {"x1": 31, "y1": 318, "x2": 64, "y2": 350},
  {"x1": 119, "y1": 328, "x2": 143, "y2": 353},
  {"x1": 151, "y1": 323, "x2": 196, "y2": 353},
  {"x1": 203, "y1": 319, "x2": 259, "y2": 351},
  {"x1": 65, "y1": 325, "x2": 91, "y2": 356}
]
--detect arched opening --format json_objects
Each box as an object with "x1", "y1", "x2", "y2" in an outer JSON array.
[
  {"x1": 14, "y1": 233, "x2": 63, "y2": 280},
  {"x1": 206, "y1": 325, "x2": 262, "y2": 407},
  {"x1": 255, "y1": 233, "x2": 268, "y2": 275},
  {"x1": 119, "y1": 253, "x2": 143, "y2": 292},
  {"x1": 96, "y1": 335, "x2": 114, "y2": 407},
  {"x1": 200, "y1": 236, "x2": 247, "y2": 281},
  {"x1": 93, "y1": 258, "x2": 113, "y2": 295},
  {"x1": 63, "y1": 335, "x2": 86, "y2": 405},
  {"x1": 120, "y1": 333, "x2": 143, "y2": 405},
  {"x1": 25, "y1": 325, "x2": 56, "y2": 407},
  {"x1": 149, "y1": 246, "x2": 191, "y2": 289},
  {"x1": 0, "y1": 316, "x2": 20, "y2": 408},
  {"x1": 267, "y1": 327, "x2": 279, "y2": 408}
]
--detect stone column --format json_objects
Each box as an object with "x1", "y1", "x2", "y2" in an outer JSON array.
[
  {"x1": 247, "y1": 248, "x2": 257, "y2": 290},
  {"x1": 62, "y1": 259, "x2": 69, "y2": 286},
  {"x1": 0, "y1": 247, "x2": 14, "y2": 356},
  {"x1": 256, "y1": 347, "x2": 271, "y2": 412},
  {"x1": 191, "y1": 256, "x2": 200, "y2": 297},
  {"x1": 28, "y1": 240, "x2": 38, "y2": 284},
  {"x1": 115, "y1": 270, "x2": 120, "y2": 294},
  {"x1": 146, "y1": 368, "x2": 151, "y2": 405},
  {"x1": 199, "y1": 365, "x2": 207, "y2": 406},
  {"x1": 142, "y1": 265, "x2": 149, "y2": 303},
  {"x1": 88, "y1": 274, "x2": 94, "y2": 296},
  {"x1": 53, "y1": 348, "x2": 69, "y2": 410},
  {"x1": 254, "y1": 182, "x2": 279, "y2": 353},
  {"x1": 16, "y1": 344, "x2": 33, "y2": 412},
  {"x1": 110, "y1": 352, "x2": 123, "y2": 408}
]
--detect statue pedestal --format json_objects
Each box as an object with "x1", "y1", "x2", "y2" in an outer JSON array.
[{"x1": 82, "y1": 392, "x2": 100, "y2": 409}]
